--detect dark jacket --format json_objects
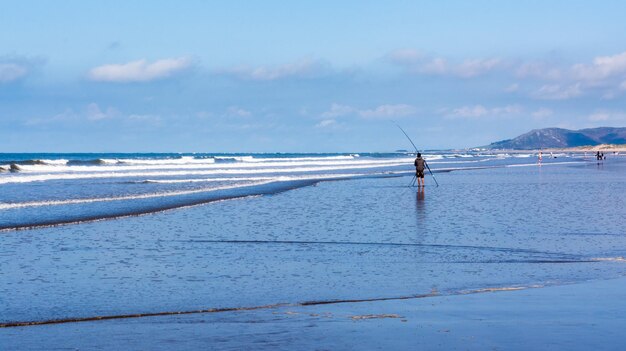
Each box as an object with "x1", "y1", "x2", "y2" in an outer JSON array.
[{"x1": 414, "y1": 157, "x2": 425, "y2": 172}]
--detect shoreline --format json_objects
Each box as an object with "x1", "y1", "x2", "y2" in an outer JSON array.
[{"x1": 476, "y1": 144, "x2": 626, "y2": 153}]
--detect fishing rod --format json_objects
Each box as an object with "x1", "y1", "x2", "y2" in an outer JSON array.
[{"x1": 394, "y1": 123, "x2": 439, "y2": 187}]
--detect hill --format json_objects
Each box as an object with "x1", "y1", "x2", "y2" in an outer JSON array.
[{"x1": 487, "y1": 127, "x2": 626, "y2": 149}]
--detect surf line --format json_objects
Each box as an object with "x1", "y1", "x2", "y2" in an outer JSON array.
[
  {"x1": 2, "y1": 284, "x2": 558, "y2": 328},
  {"x1": 0, "y1": 174, "x2": 388, "y2": 232}
]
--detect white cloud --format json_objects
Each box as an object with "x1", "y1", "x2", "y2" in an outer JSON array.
[
  {"x1": 226, "y1": 106, "x2": 252, "y2": 117},
  {"x1": 456, "y1": 58, "x2": 502, "y2": 78},
  {"x1": 601, "y1": 91, "x2": 618, "y2": 100},
  {"x1": 388, "y1": 50, "x2": 626, "y2": 99},
  {"x1": 0, "y1": 63, "x2": 28, "y2": 82},
  {"x1": 24, "y1": 109, "x2": 77, "y2": 126},
  {"x1": 588, "y1": 112, "x2": 610, "y2": 122},
  {"x1": 531, "y1": 108, "x2": 553, "y2": 119},
  {"x1": 25, "y1": 104, "x2": 121, "y2": 125},
  {"x1": 447, "y1": 105, "x2": 488, "y2": 118},
  {"x1": 195, "y1": 111, "x2": 214, "y2": 119},
  {"x1": 515, "y1": 62, "x2": 562, "y2": 80},
  {"x1": 223, "y1": 59, "x2": 330, "y2": 81},
  {"x1": 86, "y1": 103, "x2": 118, "y2": 121},
  {"x1": 320, "y1": 103, "x2": 416, "y2": 120},
  {"x1": 505, "y1": 83, "x2": 519, "y2": 92},
  {"x1": 571, "y1": 52, "x2": 626, "y2": 82},
  {"x1": 388, "y1": 50, "x2": 503, "y2": 78},
  {"x1": 532, "y1": 83, "x2": 582, "y2": 100},
  {"x1": 514, "y1": 52, "x2": 626, "y2": 99},
  {"x1": 491, "y1": 105, "x2": 522, "y2": 115},
  {"x1": 587, "y1": 111, "x2": 626, "y2": 122},
  {"x1": 321, "y1": 103, "x2": 355, "y2": 118},
  {"x1": 387, "y1": 49, "x2": 422, "y2": 64},
  {"x1": 88, "y1": 57, "x2": 192, "y2": 82},
  {"x1": 128, "y1": 114, "x2": 162, "y2": 125},
  {"x1": 316, "y1": 119, "x2": 337, "y2": 128},
  {"x1": 443, "y1": 104, "x2": 522, "y2": 119},
  {"x1": 358, "y1": 104, "x2": 417, "y2": 119},
  {"x1": 417, "y1": 58, "x2": 448, "y2": 75}
]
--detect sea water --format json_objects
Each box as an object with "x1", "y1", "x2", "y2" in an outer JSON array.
[{"x1": 1, "y1": 152, "x2": 625, "y2": 324}]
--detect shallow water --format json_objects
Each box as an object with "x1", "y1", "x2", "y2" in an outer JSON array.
[
  {"x1": 1, "y1": 153, "x2": 625, "y2": 325},
  {"x1": 0, "y1": 152, "x2": 557, "y2": 229}
]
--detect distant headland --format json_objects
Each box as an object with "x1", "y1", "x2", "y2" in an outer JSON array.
[{"x1": 484, "y1": 127, "x2": 626, "y2": 151}]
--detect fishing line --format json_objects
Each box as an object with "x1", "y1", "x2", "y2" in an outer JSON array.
[{"x1": 393, "y1": 122, "x2": 439, "y2": 187}]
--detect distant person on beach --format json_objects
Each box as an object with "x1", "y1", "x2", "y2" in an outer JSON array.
[
  {"x1": 538, "y1": 151, "x2": 542, "y2": 165},
  {"x1": 414, "y1": 153, "x2": 425, "y2": 187},
  {"x1": 596, "y1": 151, "x2": 601, "y2": 160}
]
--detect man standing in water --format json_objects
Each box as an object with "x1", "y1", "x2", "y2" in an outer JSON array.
[{"x1": 414, "y1": 153, "x2": 426, "y2": 187}]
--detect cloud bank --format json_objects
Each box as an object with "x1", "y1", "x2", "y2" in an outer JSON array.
[
  {"x1": 441, "y1": 104, "x2": 522, "y2": 119},
  {"x1": 571, "y1": 52, "x2": 626, "y2": 82},
  {"x1": 221, "y1": 59, "x2": 331, "y2": 81},
  {"x1": 88, "y1": 57, "x2": 192, "y2": 82},
  {"x1": 0, "y1": 63, "x2": 28, "y2": 82},
  {"x1": 0, "y1": 55, "x2": 43, "y2": 83},
  {"x1": 321, "y1": 103, "x2": 417, "y2": 120},
  {"x1": 388, "y1": 49, "x2": 503, "y2": 78},
  {"x1": 389, "y1": 49, "x2": 626, "y2": 101}
]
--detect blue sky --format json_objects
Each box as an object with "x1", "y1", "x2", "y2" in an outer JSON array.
[{"x1": 2, "y1": 0, "x2": 626, "y2": 152}]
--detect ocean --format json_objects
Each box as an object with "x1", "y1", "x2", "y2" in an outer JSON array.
[
  {"x1": 0, "y1": 151, "x2": 548, "y2": 230},
  {"x1": 1, "y1": 151, "x2": 625, "y2": 332}
]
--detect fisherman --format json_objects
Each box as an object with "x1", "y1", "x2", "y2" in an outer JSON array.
[{"x1": 414, "y1": 153, "x2": 426, "y2": 187}]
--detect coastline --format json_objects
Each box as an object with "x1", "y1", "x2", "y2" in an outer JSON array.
[
  {"x1": 555, "y1": 144, "x2": 626, "y2": 152},
  {"x1": 476, "y1": 144, "x2": 626, "y2": 153}
]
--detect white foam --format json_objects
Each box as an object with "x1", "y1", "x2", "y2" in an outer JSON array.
[
  {"x1": 41, "y1": 159, "x2": 69, "y2": 165},
  {"x1": 99, "y1": 159, "x2": 120, "y2": 164},
  {"x1": 591, "y1": 257, "x2": 626, "y2": 262},
  {"x1": 8, "y1": 158, "x2": 414, "y2": 174},
  {"x1": 0, "y1": 161, "x2": 410, "y2": 184},
  {"x1": 214, "y1": 156, "x2": 255, "y2": 162},
  {"x1": 0, "y1": 172, "x2": 377, "y2": 210},
  {"x1": 505, "y1": 161, "x2": 587, "y2": 168},
  {"x1": 445, "y1": 154, "x2": 474, "y2": 158},
  {"x1": 215, "y1": 155, "x2": 356, "y2": 163},
  {"x1": 140, "y1": 176, "x2": 275, "y2": 184},
  {"x1": 0, "y1": 181, "x2": 272, "y2": 210},
  {"x1": 116, "y1": 156, "x2": 214, "y2": 165},
  {"x1": 427, "y1": 159, "x2": 488, "y2": 165},
  {"x1": 424, "y1": 155, "x2": 444, "y2": 160},
  {"x1": 143, "y1": 173, "x2": 367, "y2": 184}
]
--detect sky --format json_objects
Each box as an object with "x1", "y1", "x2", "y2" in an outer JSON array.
[{"x1": 2, "y1": 0, "x2": 626, "y2": 152}]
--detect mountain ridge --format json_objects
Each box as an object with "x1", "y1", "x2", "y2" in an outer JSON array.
[{"x1": 486, "y1": 127, "x2": 626, "y2": 149}]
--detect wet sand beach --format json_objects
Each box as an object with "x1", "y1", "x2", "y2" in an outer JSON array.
[{"x1": 3, "y1": 276, "x2": 625, "y2": 350}]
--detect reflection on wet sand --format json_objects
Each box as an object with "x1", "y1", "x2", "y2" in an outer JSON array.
[{"x1": 415, "y1": 187, "x2": 425, "y2": 216}]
